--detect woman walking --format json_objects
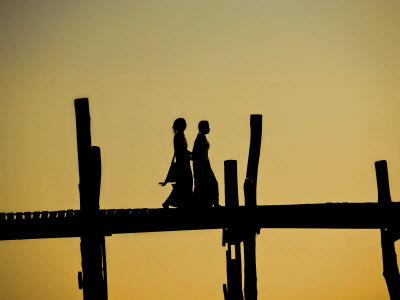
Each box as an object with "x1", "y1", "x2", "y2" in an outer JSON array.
[
  {"x1": 192, "y1": 120, "x2": 219, "y2": 207},
  {"x1": 160, "y1": 118, "x2": 193, "y2": 208}
]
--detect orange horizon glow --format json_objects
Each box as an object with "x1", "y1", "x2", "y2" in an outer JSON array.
[{"x1": 1, "y1": 1, "x2": 400, "y2": 299}]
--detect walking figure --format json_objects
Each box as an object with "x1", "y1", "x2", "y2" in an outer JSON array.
[
  {"x1": 192, "y1": 120, "x2": 219, "y2": 207},
  {"x1": 160, "y1": 118, "x2": 193, "y2": 208}
]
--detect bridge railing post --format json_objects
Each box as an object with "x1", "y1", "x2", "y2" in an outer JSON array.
[
  {"x1": 243, "y1": 114, "x2": 262, "y2": 300},
  {"x1": 75, "y1": 98, "x2": 108, "y2": 300},
  {"x1": 223, "y1": 160, "x2": 244, "y2": 300},
  {"x1": 375, "y1": 160, "x2": 400, "y2": 300}
]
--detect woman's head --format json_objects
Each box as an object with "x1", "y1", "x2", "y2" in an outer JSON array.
[
  {"x1": 173, "y1": 118, "x2": 187, "y2": 133},
  {"x1": 198, "y1": 120, "x2": 210, "y2": 134}
]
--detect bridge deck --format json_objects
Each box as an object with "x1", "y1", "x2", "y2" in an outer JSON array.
[{"x1": 0, "y1": 203, "x2": 399, "y2": 241}]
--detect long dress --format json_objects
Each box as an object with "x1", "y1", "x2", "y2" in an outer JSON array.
[
  {"x1": 192, "y1": 133, "x2": 219, "y2": 207},
  {"x1": 163, "y1": 132, "x2": 193, "y2": 207}
]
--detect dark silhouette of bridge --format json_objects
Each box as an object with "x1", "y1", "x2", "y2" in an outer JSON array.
[
  {"x1": 0, "y1": 98, "x2": 399, "y2": 300},
  {"x1": 2, "y1": 203, "x2": 400, "y2": 240}
]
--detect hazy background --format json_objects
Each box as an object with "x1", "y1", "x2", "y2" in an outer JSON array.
[{"x1": 1, "y1": 1, "x2": 400, "y2": 299}]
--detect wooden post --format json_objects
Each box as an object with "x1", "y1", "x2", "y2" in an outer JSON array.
[
  {"x1": 223, "y1": 160, "x2": 244, "y2": 300},
  {"x1": 375, "y1": 160, "x2": 400, "y2": 300},
  {"x1": 243, "y1": 115, "x2": 262, "y2": 300},
  {"x1": 75, "y1": 98, "x2": 108, "y2": 300}
]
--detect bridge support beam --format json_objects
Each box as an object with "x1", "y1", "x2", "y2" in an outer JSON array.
[
  {"x1": 223, "y1": 160, "x2": 244, "y2": 300},
  {"x1": 75, "y1": 98, "x2": 108, "y2": 300},
  {"x1": 375, "y1": 160, "x2": 400, "y2": 300},
  {"x1": 243, "y1": 115, "x2": 262, "y2": 300}
]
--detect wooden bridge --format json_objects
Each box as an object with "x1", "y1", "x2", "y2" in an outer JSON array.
[
  {"x1": 1, "y1": 98, "x2": 399, "y2": 300},
  {"x1": 1, "y1": 203, "x2": 400, "y2": 241}
]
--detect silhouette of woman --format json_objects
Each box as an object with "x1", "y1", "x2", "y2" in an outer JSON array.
[
  {"x1": 160, "y1": 118, "x2": 193, "y2": 208},
  {"x1": 192, "y1": 120, "x2": 219, "y2": 207}
]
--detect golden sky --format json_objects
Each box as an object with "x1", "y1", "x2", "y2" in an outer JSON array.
[{"x1": 1, "y1": 0, "x2": 400, "y2": 299}]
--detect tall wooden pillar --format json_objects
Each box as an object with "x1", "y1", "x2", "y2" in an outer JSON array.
[
  {"x1": 375, "y1": 160, "x2": 400, "y2": 300},
  {"x1": 243, "y1": 115, "x2": 262, "y2": 300},
  {"x1": 75, "y1": 98, "x2": 108, "y2": 300},
  {"x1": 223, "y1": 160, "x2": 244, "y2": 300}
]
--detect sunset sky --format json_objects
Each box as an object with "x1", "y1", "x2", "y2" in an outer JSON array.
[{"x1": 1, "y1": 1, "x2": 400, "y2": 299}]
